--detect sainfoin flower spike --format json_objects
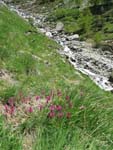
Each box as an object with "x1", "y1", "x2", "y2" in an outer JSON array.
[
  {"x1": 56, "y1": 105, "x2": 62, "y2": 111},
  {"x1": 48, "y1": 111, "x2": 55, "y2": 118},
  {"x1": 36, "y1": 96, "x2": 40, "y2": 101},
  {"x1": 28, "y1": 107, "x2": 33, "y2": 113},
  {"x1": 49, "y1": 105, "x2": 56, "y2": 111},
  {"x1": 46, "y1": 95, "x2": 51, "y2": 103}
]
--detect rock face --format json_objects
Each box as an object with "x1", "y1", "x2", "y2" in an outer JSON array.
[
  {"x1": 55, "y1": 22, "x2": 64, "y2": 32},
  {"x1": 3, "y1": 2, "x2": 113, "y2": 91}
]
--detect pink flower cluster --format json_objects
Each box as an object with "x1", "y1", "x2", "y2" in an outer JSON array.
[
  {"x1": 4, "y1": 98, "x2": 15, "y2": 116},
  {"x1": 45, "y1": 91, "x2": 73, "y2": 119},
  {"x1": 48, "y1": 104, "x2": 63, "y2": 118},
  {"x1": 2, "y1": 89, "x2": 73, "y2": 121}
]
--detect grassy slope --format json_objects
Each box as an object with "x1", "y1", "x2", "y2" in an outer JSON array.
[{"x1": 0, "y1": 5, "x2": 113, "y2": 150}]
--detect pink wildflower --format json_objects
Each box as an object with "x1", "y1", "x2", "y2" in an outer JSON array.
[
  {"x1": 28, "y1": 107, "x2": 33, "y2": 113},
  {"x1": 49, "y1": 105, "x2": 56, "y2": 111},
  {"x1": 8, "y1": 98, "x2": 14, "y2": 107},
  {"x1": 9, "y1": 106, "x2": 15, "y2": 115},
  {"x1": 36, "y1": 96, "x2": 40, "y2": 101},
  {"x1": 56, "y1": 105, "x2": 62, "y2": 111},
  {"x1": 46, "y1": 95, "x2": 51, "y2": 103},
  {"x1": 48, "y1": 111, "x2": 55, "y2": 118}
]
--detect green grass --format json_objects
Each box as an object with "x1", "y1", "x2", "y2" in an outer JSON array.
[
  {"x1": 0, "y1": 116, "x2": 22, "y2": 150},
  {"x1": 0, "y1": 4, "x2": 113, "y2": 150}
]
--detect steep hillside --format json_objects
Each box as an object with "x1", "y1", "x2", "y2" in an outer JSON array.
[{"x1": 1, "y1": 3, "x2": 113, "y2": 150}]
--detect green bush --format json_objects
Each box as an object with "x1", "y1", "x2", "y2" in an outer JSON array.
[
  {"x1": 103, "y1": 22, "x2": 113, "y2": 33},
  {"x1": 93, "y1": 32, "x2": 102, "y2": 47},
  {"x1": 77, "y1": 9, "x2": 93, "y2": 34},
  {"x1": 51, "y1": 8, "x2": 80, "y2": 20},
  {"x1": 64, "y1": 22, "x2": 80, "y2": 33}
]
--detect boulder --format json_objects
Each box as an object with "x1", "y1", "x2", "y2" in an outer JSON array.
[{"x1": 56, "y1": 22, "x2": 64, "y2": 32}]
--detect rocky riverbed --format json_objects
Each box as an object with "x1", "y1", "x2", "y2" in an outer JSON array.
[{"x1": 1, "y1": 0, "x2": 113, "y2": 91}]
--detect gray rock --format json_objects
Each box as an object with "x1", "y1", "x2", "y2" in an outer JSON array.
[
  {"x1": 45, "y1": 32, "x2": 53, "y2": 38},
  {"x1": 56, "y1": 22, "x2": 64, "y2": 32},
  {"x1": 67, "y1": 34, "x2": 79, "y2": 41}
]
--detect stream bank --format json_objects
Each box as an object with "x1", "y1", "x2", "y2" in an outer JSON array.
[{"x1": 1, "y1": 1, "x2": 113, "y2": 91}]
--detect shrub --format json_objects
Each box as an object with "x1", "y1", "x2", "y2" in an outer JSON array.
[
  {"x1": 93, "y1": 32, "x2": 102, "y2": 47},
  {"x1": 51, "y1": 8, "x2": 80, "y2": 20},
  {"x1": 64, "y1": 22, "x2": 80, "y2": 33},
  {"x1": 78, "y1": 9, "x2": 93, "y2": 34}
]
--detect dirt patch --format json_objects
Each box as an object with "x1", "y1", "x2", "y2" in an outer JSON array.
[
  {"x1": 0, "y1": 69, "x2": 17, "y2": 85},
  {"x1": 23, "y1": 133, "x2": 35, "y2": 150}
]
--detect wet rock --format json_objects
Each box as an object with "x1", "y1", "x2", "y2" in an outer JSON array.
[
  {"x1": 45, "y1": 32, "x2": 52, "y2": 38},
  {"x1": 64, "y1": 46, "x2": 70, "y2": 53},
  {"x1": 70, "y1": 57, "x2": 76, "y2": 63},
  {"x1": 55, "y1": 22, "x2": 64, "y2": 32}
]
